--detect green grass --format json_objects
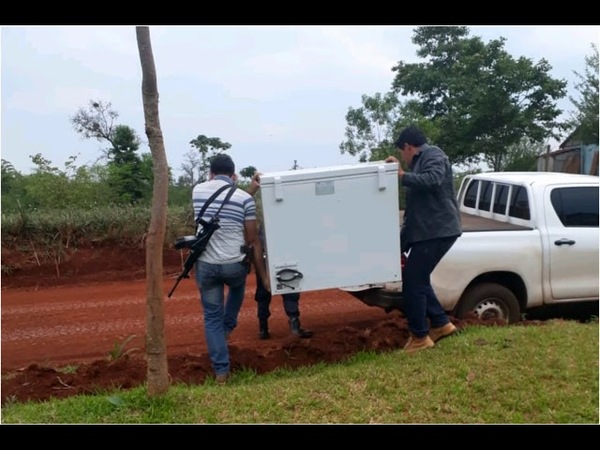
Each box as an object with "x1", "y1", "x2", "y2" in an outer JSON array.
[{"x1": 1, "y1": 320, "x2": 598, "y2": 424}]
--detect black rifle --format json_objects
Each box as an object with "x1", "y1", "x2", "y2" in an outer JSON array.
[
  {"x1": 240, "y1": 244, "x2": 253, "y2": 274},
  {"x1": 168, "y1": 184, "x2": 237, "y2": 298}
]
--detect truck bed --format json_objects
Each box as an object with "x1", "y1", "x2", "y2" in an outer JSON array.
[
  {"x1": 398, "y1": 211, "x2": 532, "y2": 232},
  {"x1": 459, "y1": 212, "x2": 532, "y2": 231}
]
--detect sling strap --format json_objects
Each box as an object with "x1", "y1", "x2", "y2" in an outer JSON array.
[{"x1": 195, "y1": 183, "x2": 237, "y2": 227}]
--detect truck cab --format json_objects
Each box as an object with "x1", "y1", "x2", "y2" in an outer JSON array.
[{"x1": 457, "y1": 172, "x2": 599, "y2": 303}]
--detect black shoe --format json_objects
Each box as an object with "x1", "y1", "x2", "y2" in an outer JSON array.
[
  {"x1": 259, "y1": 319, "x2": 270, "y2": 340},
  {"x1": 296, "y1": 328, "x2": 313, "y2": 339},
  {"x1": 289, "y1": 317, "x2": 313, "y2": 338},
  {"x1": 259, "y1": 329, "x2": 271, "y2": 340}
]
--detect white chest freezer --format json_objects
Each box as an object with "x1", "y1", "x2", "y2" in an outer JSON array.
[{"x1": 260, "y1": 161, "x2": 402, "y2": 295}]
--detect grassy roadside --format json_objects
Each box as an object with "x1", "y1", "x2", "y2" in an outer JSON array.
[{"x1": 1, "y1": 320, "x2": 598, "y2": 424}]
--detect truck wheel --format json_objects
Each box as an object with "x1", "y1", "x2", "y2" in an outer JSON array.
[{"x1": 455, "y1": 283, "x2": 521, "y2": 324}]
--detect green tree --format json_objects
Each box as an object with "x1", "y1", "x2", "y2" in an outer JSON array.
[
  {"x1": 1, "y1": 159, "x2": 27, "y2": 211},
  {"x1": 167, "y1": 151, "x2": 205, "y2": 209},
  {"x1": 390, "y1": 26, "x2": 567, "y2": 167},
  {"x1": 178, "y1": 149, "x2": 203, "y2": 187},
  {"x1": 71, "y1": 101, "x2": 153, "y2": 204},
  {"x1": 240, "y1": 165, "x2": 257, "y2": 179},
  {"x1": 567, "y1": 43, "x2": 599, "y2": 145},
  {"x1": 105, "y1": 125, "x2": 147, "y2": 203},
  {"x1": 1, "y1": 160, "x2": 22, "y2": 194},
  {"x1": 23, "y1": 154, "x2": 72, "y2": 209},
  {"x1": 71, "y1": 100, "x2": 118, "y2": 143},
  {"x1": 339, "y1": 92, "x2": 437, "y2": 163},
  {"x1": 26, "y1": 154, "x2": 117, "y2": 210},
  {"x1": 339, "y1": 92, "x2": 401, "y2": 162},
  {"x1": 189, "y1": 135, "x2": 232, "y2": 182},
  {"x1": 69, "y1": 163, "x2": 114, "y2": 208},
  {"x1": 493, "y1": 137, "x2": 544, "y2": 172},
  {"x1": 111, "y1": 125, "x2": 141, "y2": 165},
  {"x1": 1, "y1": 153, "x2": 158, "y2": 213}
]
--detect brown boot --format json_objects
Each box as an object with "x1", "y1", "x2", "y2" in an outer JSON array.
[
  {"x1": 429, "y1": 322, "x2": 457, "y2": 343},
  {"x1": 215, "y1": 373, "x2": 229, "y2": 385},
  {"x1": 404, "y1": 335, "x2": 435, "y2": 353}
]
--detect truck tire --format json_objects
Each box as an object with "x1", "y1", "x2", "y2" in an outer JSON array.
[{"x1": 454, "y1": 283, "x2": 521, "y2": 324}]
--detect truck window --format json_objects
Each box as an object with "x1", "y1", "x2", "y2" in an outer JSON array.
[
  {"x1": 508, "y1": 186, "x2": 530, "y2": 220},
  {"x1": 479, "y1": 181, "x2": 493, "y2": 211},
  {"x1": 464, "y1": 179, "x2": 479, "y2": 208},
  {"x1": 493, "y1": 183, "x2": 509, "y2": 214},
  {"x1": 550, "y1": 186, "x2": 599, "y2": 227}
]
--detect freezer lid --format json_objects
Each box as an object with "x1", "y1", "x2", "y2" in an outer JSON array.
[{"x1": 260, "y1": 161, "x2": 398, "y2": 185}]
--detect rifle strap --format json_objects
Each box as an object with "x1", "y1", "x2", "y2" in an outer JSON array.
[{"x1": 196, "y1": 182, "x2": 237, "y2": 225}]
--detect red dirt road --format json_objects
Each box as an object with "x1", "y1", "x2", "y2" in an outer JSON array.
[
  {"x1": 2, "y1": 245, "x2": 533, "y2": 405},
  {"x1": 1, "y1": 246, "x2": 595, "y2": 405},
  {"x1": 3, "y1": 249, "x2": 430, "y2": 404},
  {"x1": 1, "y1": 275, "x2": 391, "y2": 371}
]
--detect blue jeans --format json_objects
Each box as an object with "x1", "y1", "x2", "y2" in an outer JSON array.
[
  {"x1": 195, "y1": 260, "x2": 248, "y2": 376},
  {"x1": 402, "y1": 236, "x2": 458, "y2": 338}
]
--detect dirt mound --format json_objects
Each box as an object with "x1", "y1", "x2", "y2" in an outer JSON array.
[{"x1": 2, "y1": 312, "x2": 503, "y2": 405}]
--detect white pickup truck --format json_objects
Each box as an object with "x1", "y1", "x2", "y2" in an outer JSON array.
[{"x1": 344, "y1": 171, "x2": 599, "y2": 323}]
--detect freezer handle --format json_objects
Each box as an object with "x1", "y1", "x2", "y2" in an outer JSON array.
[
  {"x1": 274, "y1": 176, "x2": 283, "y2": 201},
  {"x1": 378, "y1": 165, "x2": 386, "y2": 190}
]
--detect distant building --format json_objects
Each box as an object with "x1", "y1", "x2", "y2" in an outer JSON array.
[{"x1": 537, "y1": 127, "x2": 599, "y2": 176}]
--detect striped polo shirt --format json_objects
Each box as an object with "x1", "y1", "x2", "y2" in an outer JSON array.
[{"x1": 192, "y1": 175, "x2": 257, "y2": 264}]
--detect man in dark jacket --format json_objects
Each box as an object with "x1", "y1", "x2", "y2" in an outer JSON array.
[{"x1": 386, "y1": 125, "x2": 462, "y2": 353}]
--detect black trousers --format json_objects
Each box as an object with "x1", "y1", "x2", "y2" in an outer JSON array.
[
  {"x1": 255, "y1": 273, "x2": 300, "y2": 321},
  {"x1": 402, "y1": 236, "x2": 459, "y2": 337}
]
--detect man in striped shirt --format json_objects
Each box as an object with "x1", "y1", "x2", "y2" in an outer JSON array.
[{"x1": 192, "y1": 154, "x2": 270, "y2": 384}]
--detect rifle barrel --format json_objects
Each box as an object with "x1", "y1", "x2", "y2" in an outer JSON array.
[{"x1": 167, "y1": 275, "x2": 184, "y2": 298}]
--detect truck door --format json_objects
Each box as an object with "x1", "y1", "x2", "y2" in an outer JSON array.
[{"x1": 545, "y1": 185, "x2": 599, "y2": 300}]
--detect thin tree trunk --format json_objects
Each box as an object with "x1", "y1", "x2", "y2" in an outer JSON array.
[{"x1": 136, "y1": 26, "x2": 170, "y2": 396}]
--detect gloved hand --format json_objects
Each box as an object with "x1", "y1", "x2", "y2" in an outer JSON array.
[{"x1": 400, "y1": 227, "x2": 410, "y2": 254}]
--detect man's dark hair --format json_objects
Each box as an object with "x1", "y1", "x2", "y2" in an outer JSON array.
[
  {"x1": 210, "y1": 153, "x2": 235, "y2": 176},
  {"x1": 395, "y1": 125, "x2": 427, "y2": 148}
]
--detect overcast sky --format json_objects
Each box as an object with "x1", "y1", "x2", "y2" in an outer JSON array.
[{"x1": 1, "y1": 25, "x2": 598, "y2": 178}]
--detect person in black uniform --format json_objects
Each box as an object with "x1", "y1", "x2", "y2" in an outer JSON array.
[
  {"x1": 246, "y1": 172, "x2": 313, "y2": 340},
  {"x1": 254, "y1": 225, "x2": 313, "y2": 339}
]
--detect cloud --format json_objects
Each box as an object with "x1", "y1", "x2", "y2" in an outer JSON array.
[
  {"x1": 6, "y1": 86, "x2": 111, "y2": 114},
  {"x1": 2, "y1": 25, "x2": 598, "y2": 177},
  {"x1": 258, "y1": 122, "x2": 292, "y2": 140},
  {"x1": 18, "y1": 26, "x2": 139, "y2": 79},
  {"x1": 515, "y1": 26, "x2": 598, "y2": 57},
  {"x1": 473, "y1": 25, "x2": 599, "y2": 67},
  {"x1": 317, "y1": 26, "x2": 414, "y2": 74},
  {"x1": 159, "y1": 26, "x2": 414, "y2": 100}
]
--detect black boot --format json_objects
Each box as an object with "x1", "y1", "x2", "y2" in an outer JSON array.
[
  {"x1": 258, "y1": 319, "x2": 270, "y2": 340},
  {"x1": 289, "y1": 317, "x2": 313, "y2": 338}
]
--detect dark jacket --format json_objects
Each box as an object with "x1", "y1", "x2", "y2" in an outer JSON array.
[{"x1": 401, "y1": 144, "x2": 462, "y2": 248}]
